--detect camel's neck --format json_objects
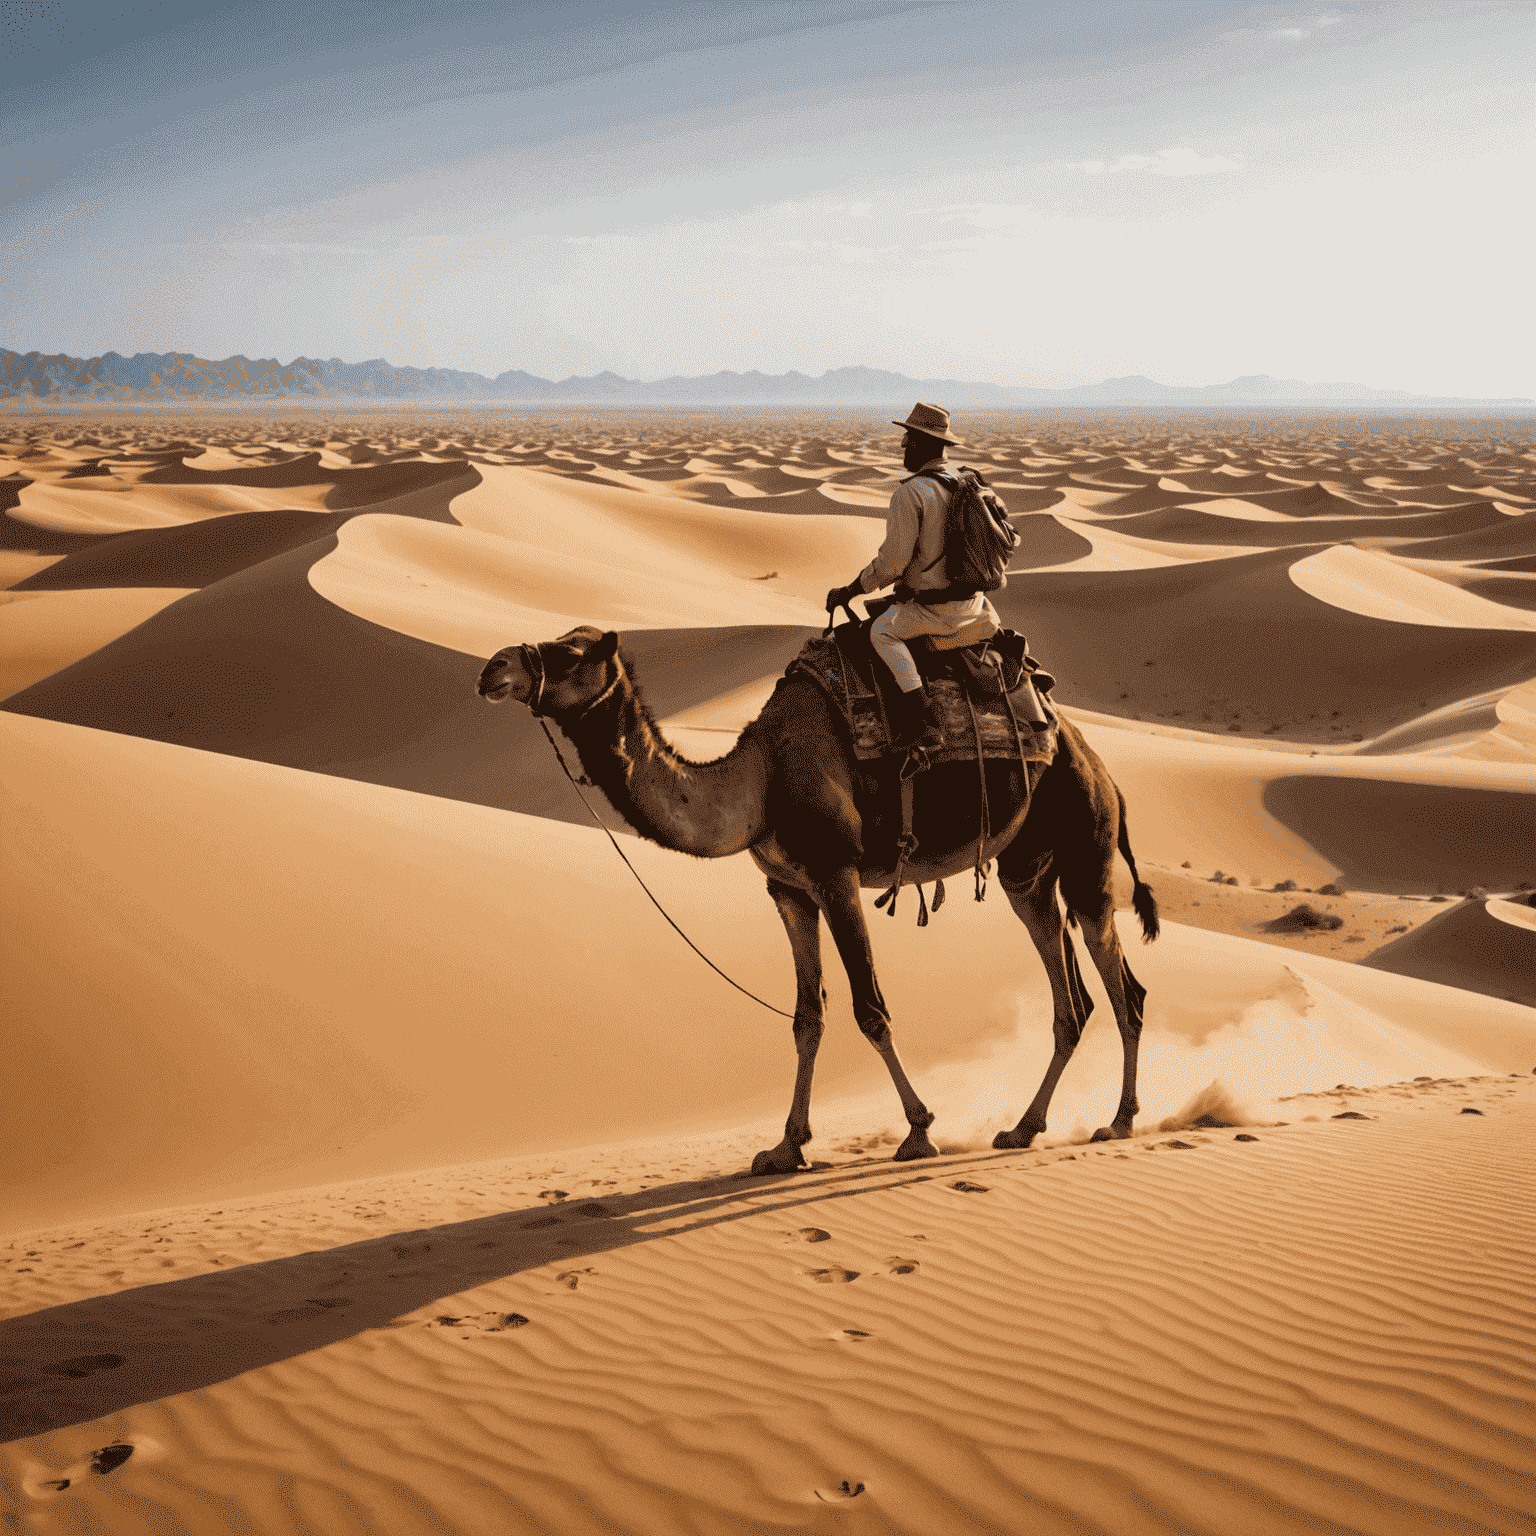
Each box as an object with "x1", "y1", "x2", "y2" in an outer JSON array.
[{"x1": 559, "y1": 662, "x2": 768, "y2": 858}]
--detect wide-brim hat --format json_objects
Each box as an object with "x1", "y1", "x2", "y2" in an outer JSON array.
[{"x1": 892, "y1": 401, "x2": 963, "y2": 446}]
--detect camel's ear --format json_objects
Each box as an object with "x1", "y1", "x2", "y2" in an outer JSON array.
[{"x1": 590, "y1": 630, "x2": 620, "y2": 662}]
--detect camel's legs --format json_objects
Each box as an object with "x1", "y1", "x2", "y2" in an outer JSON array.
[
  {"x1": 993, "y1": 869, "x2": 1096, "y2": 1150},
  {"x1": 751, "y1": 881, "x2": 828, "y2": 1176},
  {"x1": 816, "y1": 867, "x2": 938, "y2": 1162},
  {"x1": 1073, "y1": 894, "x2": 1148, "y2": 1142}
]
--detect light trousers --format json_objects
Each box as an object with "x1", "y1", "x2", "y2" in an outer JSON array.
[{"x1": 869, "y1": 593, "x2": 1000, "y2": 693}]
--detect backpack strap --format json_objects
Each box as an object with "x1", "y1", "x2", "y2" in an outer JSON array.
[{"x1": 898, "y1": 467, "x2": 957, "y2": 589}]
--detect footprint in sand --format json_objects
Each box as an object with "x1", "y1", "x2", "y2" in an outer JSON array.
[
  {"x1": 555, "y1": 1268, "x2": 596, "y2": 1290},
  {"x1": 91, "y1": 1445, "x2": 133, "y2": 1476},
  {"x1": 815, "y1": 1480, "x2": 866, "y2": 1501},
  {"x1": 392, "y1": 1242, "x2": 431, "y2": 1258},
  {"x1": 521, "y1": 1215, "x2": 562, "y2": 1229},
  {"x1": 430, "y1": 1312, "x2": 529, "y2": 1332},
  {"x1": 42, "y1": 1354, "x2": 126, "y2": 1380},
  {"x1": 786, "y1": 1227, "x2": 831, "y2": 1244},
  {"x1": 886, "y1": 1257, "x2": 920, "y2": 1275},
  {"x1": 952, "y1": 1180, "x2": 989, "y2": 1193},
  {"x1": 803, "y1": 1268, "x2": 859, "y2": 1284},
  {"x1": 37, "y1": 1441, "x2": 135, "y2": 1494}
]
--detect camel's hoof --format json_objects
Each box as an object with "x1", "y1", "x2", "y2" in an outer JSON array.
[
  {"x1": 992, "y1": 1128, "x2": 1039, "y2": 1150},
  {"x1": 751, "y1": 1146, "x2": 808, "y2": 1176},
  {"x1": 892, "y1": 1130, "x2": 939, "y2": 1162},
  {"x1": 1090, "y1": 1123, "x2": 1133, "y2": 1143}
]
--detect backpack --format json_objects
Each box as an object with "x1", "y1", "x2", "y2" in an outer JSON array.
[{"x1": 920, "y1": 466, "x2": 1019, "y2": 594}]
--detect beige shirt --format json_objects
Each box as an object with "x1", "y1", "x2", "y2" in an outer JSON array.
[{"x1": 858, "y1": 455, "x2": 959, "y2": 595}]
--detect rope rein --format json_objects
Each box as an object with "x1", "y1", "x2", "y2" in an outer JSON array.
[{"x1": 526, "y1": 652, "x2": 794, "y2": 1021}]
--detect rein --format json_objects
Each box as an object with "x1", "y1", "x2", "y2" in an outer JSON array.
[{"x1": 520, "y1": 644, "x2": 794, "y2": 1021}]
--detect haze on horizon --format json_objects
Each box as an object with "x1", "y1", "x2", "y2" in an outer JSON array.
[{"x1": 5, "y1": 0, "x2": 1533, "y2": 398}]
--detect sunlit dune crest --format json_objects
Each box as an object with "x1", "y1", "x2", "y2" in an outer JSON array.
[
  {"x1": 2, "y1": 410, "x2": 1534, "y2": 1535},
  {"x1": 1289, "y1": 544, "x2": 1536, "y2": 630}
]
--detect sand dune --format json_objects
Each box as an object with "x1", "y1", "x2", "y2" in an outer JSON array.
[
  {"x1": 1077, "y1": 721, "x2": 1536, "y2": 894},
  {"x1": 1055, "y1": 482, "x2": 1226, "y2": 518},
  {"x1": 1474, "y1": 552, "x2": 1536, "y2": 573},
  {"x1": 1288, "y1": 544, "x2": 1536, "y2": 630},
  {"x1": 1092, "y1": 497, "x2": 1514, "y2": 549},
  {"x1": 2, "y1": 534, "x2": 820, "y2": 820},
  {"x1": 309, "y1": 512, "x2": 826, "y2": 653},
  {"x1": 992, "y1": 545, "x2": 1536, "y2": 740},
  {"x1": 1007, "y1": 511, "x2": 1094, "y2": 569},
  {"x1": 10, "y1": 509, "x2": 352, "y2": 591},
  {"x1": 1455, "y1": 676, "x2": 1536, "y2": 763},
  {"x1": 12, "y1": 477, "x2": 337, "y2": 533},
  {"x1": 1017, "y1": 513, "x2": 1269, "y2": 571},
  {"x1": 0, "y1": 587, "x2": 194, "y2": 701},
  {"x1": 1464, "y1": 573, "x2": 1536, "y2": 610},
  {"x1": 1172, "y1": 466, "x2": 1301, "y2": 495},
  {"x1": 4, "y1": 412, "x2": 1535, "y2": 1535},
  {"x1": 448, "y1": 464, "x2": 877, "y2": 611},
  {"x1": 1363, "y1": 894, "x2": 1536, "y2": 1007},
  {"x1": 0, "y1": 552, "x2": 61, "y2": 588},
  {"x1": 1385, "y1": 507, "x2": 1536, "y2": 562}
]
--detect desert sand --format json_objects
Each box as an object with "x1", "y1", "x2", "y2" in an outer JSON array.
[{"x1": 3, "y1": 409, "x2": 1534, "y2": 1533}]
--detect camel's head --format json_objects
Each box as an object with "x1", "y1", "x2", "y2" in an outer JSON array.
[{"x1": 477, "y1": 626, "x2": 621, "y2": 716}]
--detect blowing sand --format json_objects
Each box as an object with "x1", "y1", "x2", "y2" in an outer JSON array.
[{"x1": 3, "y1": 410, "x2": 1534, "y2": 1533}]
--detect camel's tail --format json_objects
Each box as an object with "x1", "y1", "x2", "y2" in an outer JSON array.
[{"x1": 1117, "y1": 789, "x2": 1160, "y2": 943}]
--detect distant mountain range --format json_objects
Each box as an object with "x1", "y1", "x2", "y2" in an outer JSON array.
[{"x1": 2, "y1": 348, "x2": 1529, "y2": 407}]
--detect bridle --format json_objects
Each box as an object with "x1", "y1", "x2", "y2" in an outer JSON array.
[
  {"x1": 518, "y1": 640, "x2": 621, "y2": 721},
  {"x1": 520, "y1": 642, "x2": 550, "y2": 716}
]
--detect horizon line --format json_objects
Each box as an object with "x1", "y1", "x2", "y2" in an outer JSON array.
[{"x1": 3, "y1": 346, "x2": 1532, "y2": 405}]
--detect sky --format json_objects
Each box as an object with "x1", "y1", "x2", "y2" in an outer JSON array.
[{"x1": 3, "y1": 0, "x2": 1534, "y2": 394}]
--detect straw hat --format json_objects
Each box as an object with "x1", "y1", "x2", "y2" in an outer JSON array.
[{"x1": 892, "y1": 401, "x2": 963, "y2": 445}]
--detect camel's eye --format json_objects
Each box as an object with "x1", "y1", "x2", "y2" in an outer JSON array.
[{"x1": 543, "y1": 646, "x2": 584, "y2": 678}]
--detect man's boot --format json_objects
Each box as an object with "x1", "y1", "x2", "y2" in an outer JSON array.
[{"x1": 890, "y1": 684, "x2": 946, "y2": 753}]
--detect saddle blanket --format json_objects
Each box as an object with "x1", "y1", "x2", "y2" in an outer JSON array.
[{"x1": 791, "y1": 634, "x2": 1059, "y2": 767}]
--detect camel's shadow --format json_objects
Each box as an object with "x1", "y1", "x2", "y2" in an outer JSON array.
[{"x1": 2, "y1": 1149, "x2": 1024, "y2": 1444}]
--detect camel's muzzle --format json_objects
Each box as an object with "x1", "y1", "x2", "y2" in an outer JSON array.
[{"x1": 477, "y1": 651, "x2": 529, "y2": 704}]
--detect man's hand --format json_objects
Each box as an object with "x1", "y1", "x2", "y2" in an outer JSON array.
[{"x1": 825, "y1": 582, "x2": 861, "y2": 613}]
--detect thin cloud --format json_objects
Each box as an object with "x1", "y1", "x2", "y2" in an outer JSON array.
[
  {"x1": 1225, "y1": 14, "x2": 1343, "y2": 42},
  {"x1": 218, "y1": 241, "x2": 375, "y2": 256},
  {"x1": 910, "y1": 203, "x2": 1035, "y2": 230},
  {"x1": 1077, "y1": 148, "x2": 1243, "y2": 177}
]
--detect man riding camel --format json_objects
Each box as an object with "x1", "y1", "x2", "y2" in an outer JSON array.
[{"x1": 826, "y1": 402, "x2": 1006, "y2": 750}]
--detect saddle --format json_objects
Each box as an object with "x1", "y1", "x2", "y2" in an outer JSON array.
[{"x1": 789, "y1": 603, "x2": 1059, "y2": 770}]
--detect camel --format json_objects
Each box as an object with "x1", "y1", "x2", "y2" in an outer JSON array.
[{"x1": 478, "y1": 625, "x2": 1159, "y2": 1174}]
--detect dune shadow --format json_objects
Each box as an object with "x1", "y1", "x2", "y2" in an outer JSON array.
[
  {"x1": 1362, "y1": 896, "x2": 1536, "y2": 1006},
  {"x1": 10, "y1": 509, "x2": 348, "y2": 590},
  {"x1": 1, "y1": 493, "x2": 817, "y2": 824},
  {"x1": 1261, "y1": 776, "x2": 1536, "y2": 893}
]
